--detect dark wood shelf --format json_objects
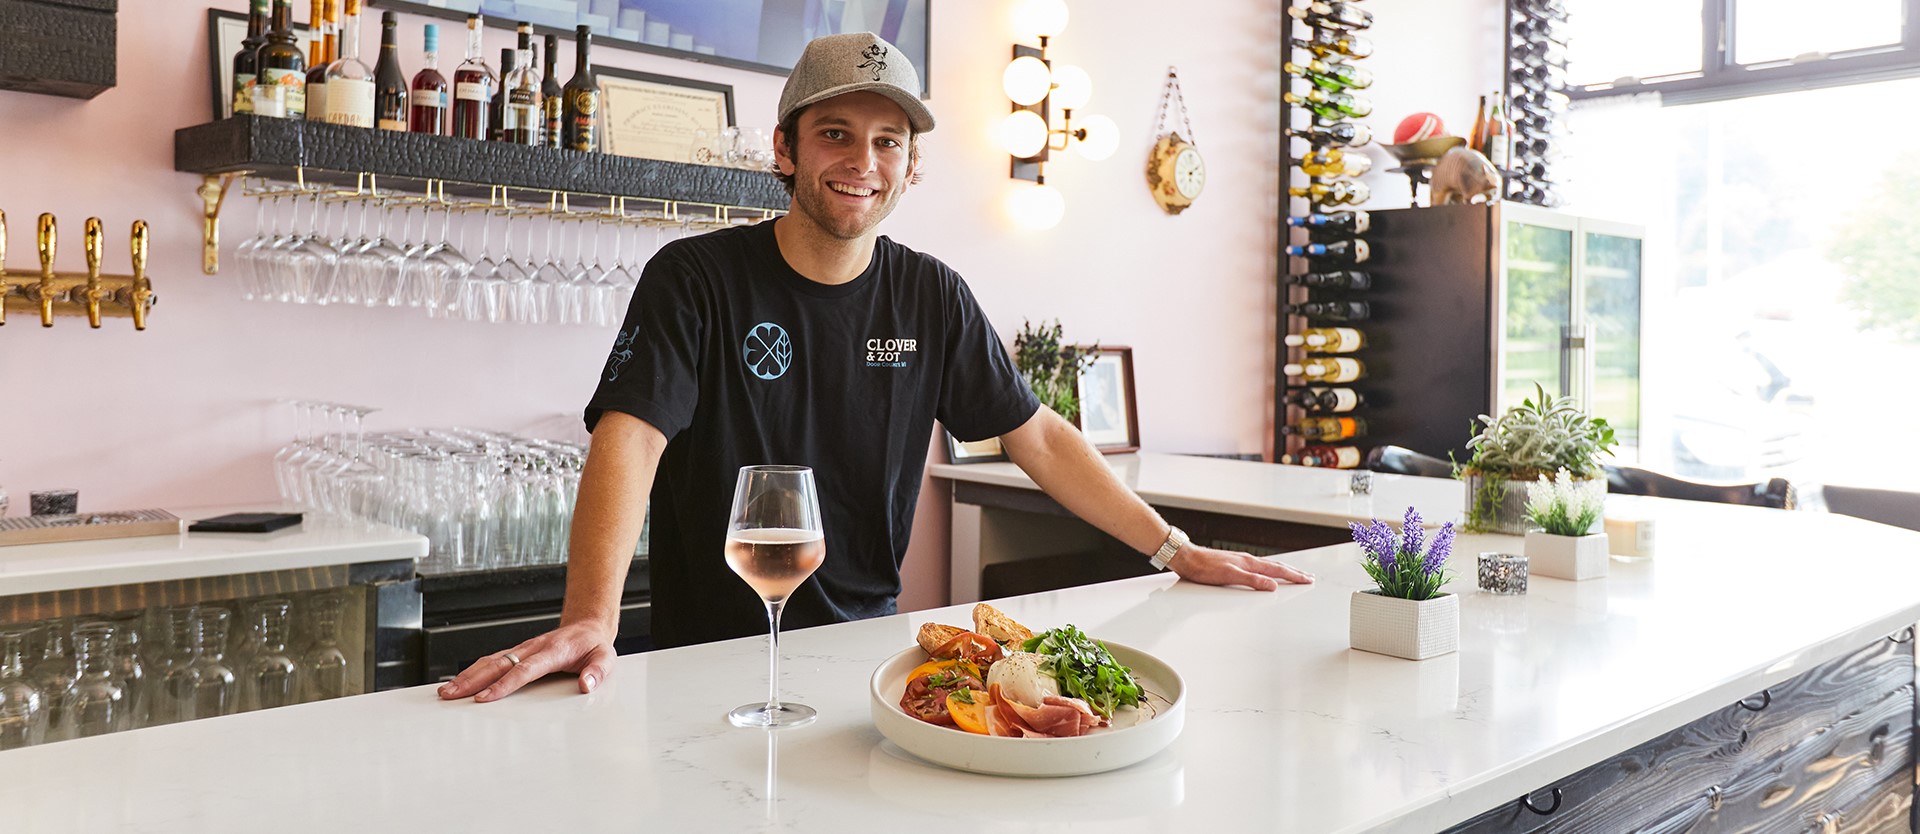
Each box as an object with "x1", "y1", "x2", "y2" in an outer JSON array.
[
  {"x1": 0, "y1": 0, "x2": 117, "y2": 99},
  {"x1": 173, "y1": 116, "x2": 788, "y2": 210}
]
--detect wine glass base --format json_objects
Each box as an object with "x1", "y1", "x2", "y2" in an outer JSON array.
[{"x1": 728, "y1": 702, "x2": 816, "y2": 729}]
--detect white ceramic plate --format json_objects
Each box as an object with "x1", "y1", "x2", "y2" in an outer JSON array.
[{"x1": 868, "y1": 640, "x2": 1185, "y2": 777}]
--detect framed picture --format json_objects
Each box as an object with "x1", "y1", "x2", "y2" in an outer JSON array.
[
  {"x1": 944, "y1": 432, "x2": 1009, "y2": 465},
  {"x1": 597, "y1": 65, "x2": 733, "y2": 163},
  {"x1": 207, "y1": 9, "x2": 312, "y2": 121},
  {"x1": 1075, "y1": 346, "x2": 1139, "y2": 454},
  {"x1": 371, "y1": 0, "x2": 931, "y2": 96}
]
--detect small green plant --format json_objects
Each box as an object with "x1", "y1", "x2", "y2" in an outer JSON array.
[
  {"x1": 1458, "y1": 383, "x2": 1616, "y2": 532},
  {"x1": 1524, "y1": 469, "x2": 1605, "y2": 536},
  {"x1": 1013, "y1": 319, "x2": 1098, "y2": 423}
]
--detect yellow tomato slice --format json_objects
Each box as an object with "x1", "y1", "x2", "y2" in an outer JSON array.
[
  {"x1": 947, "y1": 688, "x2": 992, "y2": 735},
  {"x1": 907, "y1": 658, "x2": 978, "y2": 684}
]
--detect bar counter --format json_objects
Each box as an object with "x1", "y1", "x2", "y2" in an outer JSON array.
[{"x1": 4, "y1": 480, "x2": 1920, "y2": 832}]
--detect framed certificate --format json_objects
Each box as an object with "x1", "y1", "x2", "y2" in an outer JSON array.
[{"x1": 597, "y1": 66, "x2": 735, "y2": 164}]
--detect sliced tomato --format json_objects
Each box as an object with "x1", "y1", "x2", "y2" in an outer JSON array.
[
  {"x1": 930, "y1": 631, "x2": 1004, "y2": 665},
  {"x1": 906, "y1": 658, "x2": 980, "y2": 686},
  {"x1": 901, "y1": 670, "x2": 986, "y2": 726},
  {"x1": 946, "y1": 688, "x2": 992, "y2": 735}
]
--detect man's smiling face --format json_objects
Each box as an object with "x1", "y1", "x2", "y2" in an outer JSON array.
[{"x1": 775, "y1": 91, "x2": 918, "y2": 242}]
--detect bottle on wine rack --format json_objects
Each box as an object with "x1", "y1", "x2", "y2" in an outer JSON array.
[
  {"x1": 490, "y1": 48, "x2": 515, "y2": 141},
  {"x1": 1483, "y1": 92, "x2": 1513, "y2": 170},
  {"x1": 1284, "y1": 386, "x2": 1366, "y2": 414},
  {"x1": 303, "y1": 0, "x2": 334, "y2": 121},
  {"x1": 452, "y1": 14, "x2": 493, "y2": 141},
  {"x1": 1286, "y1": 239, "x2": 1370, "y2": 267},
  {"x1": 1284, "y1": 89, "x2": 1373, "y2": 121},
  {"x1": 373, "y1": 11, "x2": 407, "y2": 131},
  {"x1": 1294, "y1": 445, "x2": 1364, "y2": 469},
  {"x1": 1288, "y1": 180, "x2": 1371, "y2": 206},
  {"x1": 1283, "y1": 59, "x2": 1373, "y2": 92},
  {"x1": 1291, "y1": 29, "x2": 1373, "y2": 59},
  {"x1": 563, "y1": 25, "x2": 599, "y2": 152},
  {"x1": 501, "y1": 42, "x2": 540, "y2": 145},
  {"x1": 1301, "y1": 121, "x2": 1372, "y2": 148},
  {"x1": 409, "y1": 25, "x2": 448, "y2": 134},
  {"x1": 1282, "y1": 356, "x2": 1366, "y2": 383},
  {"x1": 322, "y1": 0, "x2": 374, "y2": 127},
  {"x1": 252, "y1": 0, "x2": 307, "y2": 118},
  {"x1": 1286, "y1": 2, "x2": 1373, "y2": 31},
  {"x1": 541, "y1": 34, "x2": 563, "y2": 147},
  {"x1": 1468, "y1": 94, "x2": 1488, "y2": 153},
  {"x1": 1286, "y1": 269, "x2": 1372, "y2": 291},
  {"x1": 1286, "y1": 210, "x2": 1370, "y2": 234},
  {"x1": 233, "y1": 0, "x2": 270, "y2": 115},
  {"x1": 1298, "y1": 148, "x2": 1373, "y2": 178},
  {"x1": 1284, "y1": 415, "x2": 1368, "y2": 443},
  {"x1": 1286, "y1": 300, "x2": 1371, "y2": 322},
  {"x1": 1284, "y1": 326, "x2": 1366, "y2": 353}
]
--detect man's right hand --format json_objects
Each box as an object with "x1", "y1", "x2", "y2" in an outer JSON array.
[{"x1": 437, "y1": 620, "x2": 617, "y2": 703}]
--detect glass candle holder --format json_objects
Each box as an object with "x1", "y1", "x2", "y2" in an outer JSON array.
[
  {"x1": 1477, "y1": 552, "x2": 1528, "y2": 595},
  {"x1": 1348, "y1": 471, "x2": 1373, "y2": 496}
]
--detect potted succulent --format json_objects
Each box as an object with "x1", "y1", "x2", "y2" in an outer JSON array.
[
  {"x1": 1349, "y1": 508, "x2": 1460, "y2": 660},
  {"x1": 1524, "y1": 469, "x2": 1609, "y2": 580},
  {"x1": 1458, "y1": 383, "x2": 1617, "y2": 534},
  {"x1": 1013, "y1": 319, "x2": 1098, "y2": 423}
]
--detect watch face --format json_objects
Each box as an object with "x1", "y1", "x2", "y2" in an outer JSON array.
[{"x1": 1174, "y1": 147, "x2": 1205, "y2": 199}]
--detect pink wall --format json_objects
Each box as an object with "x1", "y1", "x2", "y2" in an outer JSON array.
[{"x1": 0, "y1": 1, "x2": 1497, "y2": 613}]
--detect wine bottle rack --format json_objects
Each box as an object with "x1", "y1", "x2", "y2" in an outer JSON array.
[
  {"x1": 1503, "y1": 0, "x2": 1569, "y2": 207},
  {"x1": 1277, "y1": 1, "x2": 1375, "y2": 468}
]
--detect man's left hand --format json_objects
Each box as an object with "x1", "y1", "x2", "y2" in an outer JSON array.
[{"x1": 1170, "y1": 544, "x2": 1314, "y2": 591}]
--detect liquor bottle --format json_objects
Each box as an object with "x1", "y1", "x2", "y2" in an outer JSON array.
[
  {"x1": 1284, "y1": 386, "x2": 1366, "y2": 414},
  {"x1": 323, "y1": 0, "x2": 374, "y2": 127},
  {"x1": 501, "y1": 43, "x2": 540, "y2": 145},
  {"x1": 1282, "y1": 356, "x2": 1366, "y2": 384},
  {"x1": 1284, "y1": 89, "x2": 1372, "y2": 121},
  {"x1": 409, "y1": 24, "x2": 448, "y2": 134},
  {"x1": 1291, "y1": 29, "x2": 1373, "y2": 60},
  {"x1": 1484, "y1": 93, "x2": 1513, "y2": 170},
  {"x1": 1283, "y1": 327, "x2": 1366, "y2": 353},
  {"x1": 452, "y1": 14, "x2": 494, "y2": 141},
  {"x1": 233, "y1": 0, "x2": 271, "y2": 115},
  {"x1": 303, "y1": 0, "x2": 335, "y2": 121},
  {"x1": 1286, "y1": 210, "x2": 1370, "y2": 235},
  {"x1": 1288, "y1": 180, "x2": 1370, "y2": 206},
  {"x1": 541, "y1": 34, "x2": 563, "y2": 147},
  {"x1": 1301, "y1": 121, "x2": 1372, "y2": 148},
  {"x1": 1284, "y1": 416, "x2": 1369, "y2": 443},
  {"x1": 1286, "y1": 299, "x2": 1372, "y2": 322},
  {"x1": 1468, "y1": 94, "x2": 1488, "y2": 153},
  {"x1": 251, "y1": 0, "x2": 307, "y2": 118},
  {"x1": 372, "y1": 11, "x2": 407, "y2": 130},
  {"x1": 1283, "y1": 59, "x2": 1373, "y2": 92},
  {"x1": 562, "y1": 25, "x2": 599, "y2": 152},
  {"x1": 1293, "y1": 445, "x2": 1364, "y2": 469},
  {"x1": 1286, "y1": 269, "x2": 1373, "y2": 291},
  {"x1": 1286, "y1": 2, "x2": 1372, "y2": 31},
  {"x1": 1298, "y1": 148, "x2": 1372, "y2": 178},
  {"x1": 1286, "y1": 239, "x2": 1371, "y2": 267},
  {"x1": 490, "y1": 48, "x2": 516, "y2": 141}
]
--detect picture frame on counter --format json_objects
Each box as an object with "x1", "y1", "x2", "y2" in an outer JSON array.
[
  {"x1": 207, "y1": 9, "x2": 311, "y2": 121},
  {"x1": 944, "y1": 432, "x2": 1008, "y2": 465},
  {"x1": 596, "y1": 65, "x2": 734, "y2": 164},
  {"x1": 1075, "y1": 346, "x2": 1140, "y2": 454}
]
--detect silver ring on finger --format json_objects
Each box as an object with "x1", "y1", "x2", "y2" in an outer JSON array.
[{"x1": 503, "y1": 651, "x2": 522, "y2": 667}]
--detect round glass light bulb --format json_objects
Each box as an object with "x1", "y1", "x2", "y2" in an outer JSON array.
[
  {"x1": 1015, "y1": 0, "x2": 1070, "y2": 38},
  {"x1": 997, "y1": 110, "x2": 1050, "y2": 158},
  {"x1": 1050, "y1": 64, "x2": 1092, "y2": 111},
  {"x1": 1009, "y1": 183, "x2": 1066, "y2": 231},
  {"x1": 1074, "y1": 114, "x2": 1119, "y2": 161},
  {"x1": 1002, "y1": 56, "x2": 1053, "y2": 106}
]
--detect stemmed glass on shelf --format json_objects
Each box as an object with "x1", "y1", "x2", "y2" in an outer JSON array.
[{"x1": 724, "y1": 465, "x2": 826, "y2": 729}]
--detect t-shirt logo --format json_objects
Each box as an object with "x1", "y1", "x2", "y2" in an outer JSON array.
[
  {"x1": 604, "y1": 326, "x2": 637, "y2": 382},
  {"x1": 743, "y1": 322, "x2": 794, "y2": 380}
]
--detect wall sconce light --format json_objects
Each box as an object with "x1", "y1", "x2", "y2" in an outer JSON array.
[{"x1": 998, "y1": 0, "x2": 1117, "y2": 230}]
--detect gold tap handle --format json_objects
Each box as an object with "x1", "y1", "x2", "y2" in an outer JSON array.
[
  {"x1": 37, "y1": 213, "x2": 56, "y2": 327},
  {"x1": 83, "y1": 216, "x2": 104, "y2": 328},
  {"x1": 0, "y1": 208, "x2": 10, "y2": 327},
  {"x1": 130, "y1": 219, "x2": 151, "y2": 331}
]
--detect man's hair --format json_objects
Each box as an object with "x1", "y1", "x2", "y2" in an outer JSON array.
[{"x1": 773, "y1": 104, "x2": 923, "y2": 196}]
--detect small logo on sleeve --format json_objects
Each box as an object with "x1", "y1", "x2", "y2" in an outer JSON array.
[
  {"x1": 743, "y1": 322, "x2": 794, "y2": 380},
  {"x1": 865, "y1": 336, "x2": 917, "y2": 368},
  {"x1": 604, "y1": 326, "x2": 637, "y2": 382}
]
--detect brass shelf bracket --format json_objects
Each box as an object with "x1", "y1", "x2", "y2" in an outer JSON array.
[{"x1": 198, "y1": 172, "x2": 240, "y2": 275}]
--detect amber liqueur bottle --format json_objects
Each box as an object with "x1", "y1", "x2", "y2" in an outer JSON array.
[
  {"x1": 409, "y1": 24, "x2": 448, "y2": 134},
  {"x1": 540, "y1": 34, "x2": 563, "y2": 147},
  {"x1": 451, "y1": 14, "x2": 494, "y2": 140},
  {"x1": 303, "y1": 0, "x2": 336, "y2": 122},
  {"x1": 562, "y1": 25, "x2": 599, "y2": 151}
]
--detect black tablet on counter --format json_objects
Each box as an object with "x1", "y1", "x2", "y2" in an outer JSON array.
[{"x1": 188, "y1": 512, "x2": 303, "y2": 534}]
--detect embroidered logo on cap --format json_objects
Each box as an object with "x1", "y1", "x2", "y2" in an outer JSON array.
[
  {"x1": 856, "y1": 43, "x2": 888, "y2": 81},
  {"x1": 743, "y1": 322, "x2": 794, "y2": 380}
]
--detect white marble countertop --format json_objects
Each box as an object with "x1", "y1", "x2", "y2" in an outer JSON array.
[
  {"x1": 4, "y1": 491, "x2": 1918, "y2": 833},
  {"x1": 0, "y1": 505, "x2": 425, "y2": 597}
]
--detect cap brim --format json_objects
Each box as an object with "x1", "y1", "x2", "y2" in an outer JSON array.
[{"x1": 784, "y1": 82, "x2": 936, "y2": 133}]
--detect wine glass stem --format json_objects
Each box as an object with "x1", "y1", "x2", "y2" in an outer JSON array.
[{"x1": 764, "y1": 599, "x2": 785, "y2": 711}]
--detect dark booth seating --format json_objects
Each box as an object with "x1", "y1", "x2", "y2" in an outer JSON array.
[
  {"x1": 1602, "y1": 464, "x2": 1793, "y2": 510},
  {"x1": 1822, "y1": 484, "x2": 1920, "y2": 533},
  {"x1": 1363, "y1": 445, "x2": 1456, "y2": 479}
]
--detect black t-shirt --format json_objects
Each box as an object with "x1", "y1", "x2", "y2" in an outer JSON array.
[{"x1": 586, "y1": 219, "x2": 1039, "y2": 648}]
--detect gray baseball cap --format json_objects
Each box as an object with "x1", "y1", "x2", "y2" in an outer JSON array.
[{"x1": 778, "y1": 32, "x2": 935, "y2": 133}]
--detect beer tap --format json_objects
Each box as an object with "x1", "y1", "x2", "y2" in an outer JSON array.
[
  {"x1": 79, "y1": 217, "x2": 106, "y2": 328},
  {"x1": 0, "y1": 209, "x2": 11, "y2": 326},
  {"x1": 37, "y1": 213, "x2": 56, "y2": 327},
  {"x1": 127, "y1": 220, "x2": 152, "y2": 331}
]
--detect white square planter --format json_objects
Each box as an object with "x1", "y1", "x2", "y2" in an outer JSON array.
[
  {"x1": 1350, "y1": 591, "x2": 1459, "y2": 660},
  {"x1": 1526, "y1": 531, "x2": 1610, "y2": 580}
]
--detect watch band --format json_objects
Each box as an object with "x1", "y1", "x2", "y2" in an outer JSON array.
[{"x1": 1150, "y1": 525, "x2": 1189, "y2": 571}]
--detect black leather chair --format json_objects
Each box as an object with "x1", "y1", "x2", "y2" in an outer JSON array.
[
  {"x1": 1364, "y1": 445, "x2": 1455, "y2": 479},
  {"x1": 1602, "y1": 464, "x2": 1793, "y2": 510},
  {"x1": 1821, "y1": 484, "x2": 1920, "y2": 533}
]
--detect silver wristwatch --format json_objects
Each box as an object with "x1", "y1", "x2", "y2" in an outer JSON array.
[{"x1": 1149, "y1": 525, "x2": 1190, "y2": 571}]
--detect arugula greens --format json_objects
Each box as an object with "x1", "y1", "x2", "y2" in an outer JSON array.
[{"x1": 1020, "y1": 625, "x2": 1143, "y2": 719}]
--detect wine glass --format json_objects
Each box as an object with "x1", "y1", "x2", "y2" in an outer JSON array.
[{"x1": 724, "y1": 465, "x2": 825, "y2": 729}]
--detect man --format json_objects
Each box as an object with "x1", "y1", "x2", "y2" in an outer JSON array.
[{"x1": 440, "y1": 32, "x2": 1311, "y2": 704}]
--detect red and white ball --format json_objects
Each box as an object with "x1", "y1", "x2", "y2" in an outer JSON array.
[{"x1": 1393, "y1": 112, "x2": 1445, "y2": 144}]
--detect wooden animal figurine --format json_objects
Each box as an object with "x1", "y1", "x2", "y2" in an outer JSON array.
[{"x1": 1429, "y1": 146, "x2": 1502, "y2": 206}]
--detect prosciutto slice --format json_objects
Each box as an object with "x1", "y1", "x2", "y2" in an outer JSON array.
[{"x1": 988, "y1": 684, "x2": 1103, "y2": 738}]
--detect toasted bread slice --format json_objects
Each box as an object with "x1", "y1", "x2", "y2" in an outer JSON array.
[
  {"x1": 972, "y1": 603, "x2": 1033, "y2": 646},
  {"x1": 917, "y1": 622, "x2": 969, "y2": 657}
]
